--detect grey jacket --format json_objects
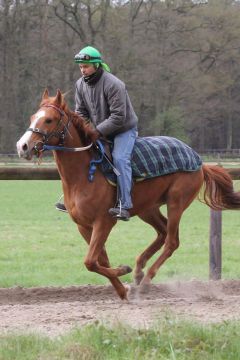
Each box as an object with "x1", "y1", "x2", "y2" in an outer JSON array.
[{"x1": 75, "y1": 70, "x2": 138, "y2": 137}]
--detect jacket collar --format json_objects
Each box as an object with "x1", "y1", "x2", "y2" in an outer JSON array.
[{"x1": 83, "y1": 67, "x2": 104, "y2": 86}]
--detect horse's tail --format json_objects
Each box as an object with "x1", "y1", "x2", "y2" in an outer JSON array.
[{"x1": 201, "y1": 164, "x2": 240, "y2": 210}]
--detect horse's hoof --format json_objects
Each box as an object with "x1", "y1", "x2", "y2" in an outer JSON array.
[
  {"x1": 124, "y1": 284, "x2": 131, "y2": 301},
  {"x1": 124, "y1": 265, "x2": 132, "y2": 274},
  {"x1": 139, "y1": 279, "x2": 151, "y2": 294},
  {"x1": 119, "y1": 265, "x2": 132, "y2": 275},
  {"x1": 134, "y1": 270, "x2": 145, "y2": 285},
  {"x1": 118, "y1": 284, "x2": 131, "y2": 301}
]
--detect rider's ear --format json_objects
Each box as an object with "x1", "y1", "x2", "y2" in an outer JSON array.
[
  {"x1": 42, "y1": 88, "x2": 49, "y2": 100},
  {"x1": 54, "y1": 89, "x2": 62, "y2": 106}
]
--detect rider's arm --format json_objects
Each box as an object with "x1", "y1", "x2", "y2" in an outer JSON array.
[
  {"x1": 96, "y1": 80, "x2": 127, "y2": 137},
  {"x1": 75, "y1": 80, "x2": 90, "y2": 121}
]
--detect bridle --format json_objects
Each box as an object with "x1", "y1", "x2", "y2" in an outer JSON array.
[
  {"x1": 27, "y1": 103, "x2": 93, "y2": 156},
  {"x1": 27, "y1": 104, "x2": 70, "y2": 155}
]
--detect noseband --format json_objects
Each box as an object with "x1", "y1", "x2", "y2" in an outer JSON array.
[{"x1": 27, "y1": 104, "x2": 70, "y2": 154}]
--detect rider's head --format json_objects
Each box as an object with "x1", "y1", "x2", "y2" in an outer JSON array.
[{"x1": 74, "y1": 46, "x2": 110, "y2": 76}]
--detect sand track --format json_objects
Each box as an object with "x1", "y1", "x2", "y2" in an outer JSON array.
[{"x1": 1, "y1": 280, "x2": 240, "y2": 336}]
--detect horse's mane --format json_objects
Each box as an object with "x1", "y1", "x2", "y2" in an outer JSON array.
[
  {"x1": 71, "y1": 112, "x2": 98, "y2": 145},
  {"x1": 40, "y1": 95, "x2": 97, "y2": 145}
]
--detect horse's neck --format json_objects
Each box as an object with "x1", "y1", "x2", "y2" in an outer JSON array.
[{"x1": 53, "y1": 122, "x2": 91, "y2": 184}]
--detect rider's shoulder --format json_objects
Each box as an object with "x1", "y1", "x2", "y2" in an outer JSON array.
[
  {"x1": 102, "y1": 71, "x2": 125, "y2": 89},
  {"x1": 75, "y1": 77, "x2": 84, "y2": 89}
]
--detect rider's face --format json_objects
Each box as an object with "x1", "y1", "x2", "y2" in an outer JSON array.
[{"x1": 79, "y1": 64, "x2": 96, "y2": 77}]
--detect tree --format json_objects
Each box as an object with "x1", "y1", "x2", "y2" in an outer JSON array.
[{"x1": 1, "y1": 0, "x2": 240, "y2": 152}]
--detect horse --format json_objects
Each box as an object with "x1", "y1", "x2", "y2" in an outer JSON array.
[{"x1": 16, "y1": 89, "x2": 240, "y2": 300}]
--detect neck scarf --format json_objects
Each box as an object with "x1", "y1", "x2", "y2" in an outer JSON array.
[{"x1": 84, "y1": 66, "x2": 104, "y2": 85}]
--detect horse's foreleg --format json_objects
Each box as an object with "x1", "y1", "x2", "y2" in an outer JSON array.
[
  {"x1": 82, "y1": 221, "x2": 131, "y2": 300},
  {"x1": 134, "y1": 208, "x2": 167, "y2": 285},
  {"x1": 77, "y1": 224, "x2": 129, "y2": 300},
  {"x1": 98, "y1": 247, "x2": 131, "y2": 300}
]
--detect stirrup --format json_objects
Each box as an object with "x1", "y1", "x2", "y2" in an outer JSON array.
[{"x1": 108, "y1": 207, "x2": 130, "y2": 221}]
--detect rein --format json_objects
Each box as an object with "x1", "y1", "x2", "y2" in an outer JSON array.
[{"x1": 43, "y1": 143, "x2": 93, "y2": 152}]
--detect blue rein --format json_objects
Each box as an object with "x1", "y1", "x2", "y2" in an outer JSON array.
[
  {"x1": 43, "y1": 140, "x2": 120, "y2": 182},
  {"x1": 42, "y1": 143, "x2": 93, "y2": 152}
]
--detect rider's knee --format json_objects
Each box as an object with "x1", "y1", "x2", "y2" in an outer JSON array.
[{"x1": 113, "y1": 154, "x2": 130, "y2": 167}]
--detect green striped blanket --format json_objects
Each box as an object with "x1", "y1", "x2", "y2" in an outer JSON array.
[
  {"x1": 131, "y1": 136, "x2": 202, "y2": 179},
  {"x1": 100, "y1": 136, "x2": 202, "y2": 182}
]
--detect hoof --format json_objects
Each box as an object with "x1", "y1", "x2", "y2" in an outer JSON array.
[
  {"x1": 119, "y1": 284, "x2": 131, "y2": 301},
  {"x1": 139, "y1": 278, "x2": 151, "y2": 294},
  {"x1": 124, "y1": 284, "x2": 131, "y2": 301},
  {"x1": 119, "y1": 265, "x2": 132, "y2": 276},
  {"x1": 139, "y1": 283, "x2": 150, "y2": 294},
  {"x1": 134, "y1": 270, "x2": 144, "y2": 285}
]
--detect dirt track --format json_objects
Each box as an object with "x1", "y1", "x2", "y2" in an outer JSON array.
[{"x1": 1, "y1": 280, "x2": 240, "y2": 336}]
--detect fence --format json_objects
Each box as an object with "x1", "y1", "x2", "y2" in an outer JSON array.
[
  {"x1": 1, "y1": 166, "x2": 240, "y2": 280},
  {"x1": 199, "y1": 148, "x2": 240, "y2": 159},
  {"x1": 0, "y1": 167, "x2": 59, "y2": 180}
]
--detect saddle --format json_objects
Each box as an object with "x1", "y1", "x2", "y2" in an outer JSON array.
[{"x1": 89, "y1": 136, "x2": 202, "y2": 185}]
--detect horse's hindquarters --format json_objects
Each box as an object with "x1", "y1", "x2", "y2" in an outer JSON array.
[{"x1": 131, "y1": 169, "x2": 204, "y2": 215}]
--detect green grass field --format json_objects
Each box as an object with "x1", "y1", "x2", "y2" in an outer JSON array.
[
  {"x1": 1, "y1": 318, "x2": 240, "y2": 360},
  {"x1": 0, "y1": 180, "x2": 240, "y2": 287},
  {"x1": 0, "y1": 180, "x2": 240, "y2": 358}
]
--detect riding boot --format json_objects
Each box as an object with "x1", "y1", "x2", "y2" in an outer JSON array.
[
  {"x1": 55, "y1": 202, "x2": 68, "y2": 213},
  {"x1": 108, "y1": 207, "x2": 130, "y2": 221}
]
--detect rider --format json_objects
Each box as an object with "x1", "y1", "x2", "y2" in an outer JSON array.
[{"x1": 56, "y1": 46, "x2": 138, "y2": 221}]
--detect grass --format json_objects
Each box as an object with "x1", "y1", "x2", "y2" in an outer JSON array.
[
  {"x1": 0, "y1": 180, "x2": 240, "y2": 359},
  {"x1": 0, "y1": 180, "x2": 240, "y2": 287},
  {"x1": 0, "y1": 317, "x2": 240, "y2": 360}
]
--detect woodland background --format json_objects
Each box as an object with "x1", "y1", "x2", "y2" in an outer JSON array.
[{"x1": 1, "y1": 0, "x2": 240, "y2": 153}]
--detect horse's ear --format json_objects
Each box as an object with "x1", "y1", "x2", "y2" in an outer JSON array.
[
  {"x1": 54, "y1": 89, "x2": 62, "y2": 106},
  {"x1": 42, "y1": 88, "x2": 49, "y2": 100}
]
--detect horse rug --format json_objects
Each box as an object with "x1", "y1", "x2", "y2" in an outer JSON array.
[{"x1": 99, "y1": 136, "x2": 202, "y2": 184}]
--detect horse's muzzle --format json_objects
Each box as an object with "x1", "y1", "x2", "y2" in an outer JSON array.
[{"x1": 16, "y1": 140, "x2": 34, "y2": 160}]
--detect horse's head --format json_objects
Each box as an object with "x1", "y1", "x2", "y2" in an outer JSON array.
[{"x1": 17, "y1": 89, "x2": 69, "y2": 160}]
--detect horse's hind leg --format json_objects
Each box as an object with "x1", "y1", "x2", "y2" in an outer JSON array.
[
  {"x1": 139, "y1": 202, "x2": 182, "y2": 289},
  {"x1": 134, "y1": 207, "x2": 167, "y2": 285},
  {"x1": 138, "y1": 172, "x2": 202, "y2": 291}
]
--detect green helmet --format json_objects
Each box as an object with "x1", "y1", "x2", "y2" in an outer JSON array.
[
  {"x1": 74, "y1": 46, "x2": 101, "y2": 64},
  {"x1": 74, "y1": 46, "x2": 110, "y2": 72}
]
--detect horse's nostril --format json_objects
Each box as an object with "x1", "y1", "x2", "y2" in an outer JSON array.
[{"x1": 22, "y1": 143, "x2": 28, "y2": 151}]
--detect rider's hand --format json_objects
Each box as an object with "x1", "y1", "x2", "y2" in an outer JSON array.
[{"x1": 92, "y1": 129, "x2": 101, "y2": 142}]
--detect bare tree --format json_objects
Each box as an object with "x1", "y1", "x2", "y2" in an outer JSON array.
[{"x1": 1, "y1": 0, "x2": 240, "y2": 152}]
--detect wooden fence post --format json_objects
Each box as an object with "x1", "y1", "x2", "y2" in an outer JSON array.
[{"x1": 209, "y1": 209, "x2": 222, "y2": 280}]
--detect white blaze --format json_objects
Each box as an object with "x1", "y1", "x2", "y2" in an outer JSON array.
[{"x1": 17, "y1": 110, "x2": 46, "y2": 156}]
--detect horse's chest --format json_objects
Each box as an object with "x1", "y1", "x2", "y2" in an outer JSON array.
[
  {"x1": 69, "y1": 206, "x2": 96, "y2": 227},
  {"x1": 67, "y1": 197, "x2": 98, "y2": 225}
]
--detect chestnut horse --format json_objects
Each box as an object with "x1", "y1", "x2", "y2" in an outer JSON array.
[{"x1": 17, "y1": 90, "x2": 240, "y2": 299}]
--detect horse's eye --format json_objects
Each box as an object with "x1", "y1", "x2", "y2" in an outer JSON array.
[{"x1": 45, "y1": 118, "x2": 52, "y2": 124}]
